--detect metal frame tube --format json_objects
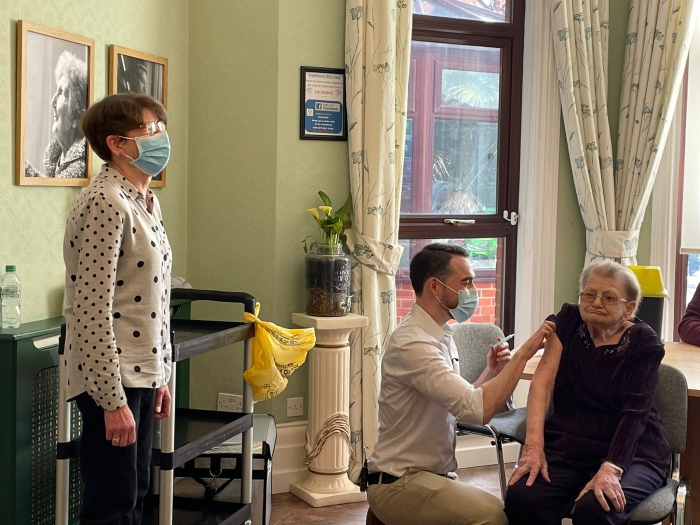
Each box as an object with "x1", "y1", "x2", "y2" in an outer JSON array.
[
  {"x1": 152, "y1": 419, "x2": 162, "y2": 495},
  {"x1": 241, "y1": 337, "x2": 254, "y2": 505},
  {"x1": 159, "y1": 364, "x2": 176, "y2": 525},
  {"x1": 672, "y1": 452, "x2": 681, "y2": 482},
  {"x1": 55, "y1": 358, "x2": 71, "y2": 525},
  {"x1": 494, "y1": 437, "x2": 507, "y2": 501},
  {"x1": 676, "y1": 480, "x2": 688, "y2": 525}
]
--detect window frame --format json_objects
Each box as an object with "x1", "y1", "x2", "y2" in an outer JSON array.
[
  {"x1": 399, "y1": 3, "x2": 525, "y2": 333},
  {"x1": 674, "y1": 68, "x2": 690, "y2": 341}
]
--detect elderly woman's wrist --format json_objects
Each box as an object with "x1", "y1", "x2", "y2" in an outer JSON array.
[
  {"x1": 602, "y1": 461, "x2": 624, "y2": 477},
  {"x1": 523, "y1": 438, "x2": 544, "y2": 448}
]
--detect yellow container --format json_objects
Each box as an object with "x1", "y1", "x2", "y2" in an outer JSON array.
[{"x1": 628, "y1": 266, "x2": 668, "y2": 298}]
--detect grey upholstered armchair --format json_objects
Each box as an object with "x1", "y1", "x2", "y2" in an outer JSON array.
[{"x1": 452, "y1": 322, "x2": 526, "y2": 500}]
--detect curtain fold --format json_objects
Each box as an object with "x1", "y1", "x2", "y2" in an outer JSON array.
[
  {"x1": 550, "y1": 0, "x2": 617, "y2": 264},
  {"x1": 551, "y1": 0, "x2": 697, "y2": 266},
  {"x1": 615, "y1": 0, "x2": 698, "y2": 265},
  {"x1": 344, "y1": 0, "x2": 412, "y2": 482}
]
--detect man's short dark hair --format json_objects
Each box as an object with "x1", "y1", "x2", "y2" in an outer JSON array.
[
  {"x1": 409, "y1": 243, "x2": 469, "y2": 296},
  {"x1": 80, "y1": 94, "x2": 168, "y2": 161}
]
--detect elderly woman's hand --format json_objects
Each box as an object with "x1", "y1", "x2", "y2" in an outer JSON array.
[
  {"x1": 575, "y1": 464, "x2": 626, "y2": 512},
  {"x1": 508, "y1": 443, "x2": 551, "y2": 487}
]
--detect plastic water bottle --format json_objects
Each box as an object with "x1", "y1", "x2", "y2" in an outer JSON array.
[{"x1": 1, "y1": 265, "x2": 21, "y2": 329}]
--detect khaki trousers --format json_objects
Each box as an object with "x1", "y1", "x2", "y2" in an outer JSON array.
[{"x1": 367, "y1": 468, "x2": 508, "y2": 525}]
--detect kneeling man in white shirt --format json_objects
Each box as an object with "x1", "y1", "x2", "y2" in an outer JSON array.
[{"x1": 366, "y1": 243, "x2": 554, "y2": 525}]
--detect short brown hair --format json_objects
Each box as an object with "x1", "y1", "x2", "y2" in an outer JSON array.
[
  {"x1": 80, "y1": 94, "x2": 168, "y2": 161},
  {"x1": 410, "y1": 243, "x2": 469, "y2": 296}
]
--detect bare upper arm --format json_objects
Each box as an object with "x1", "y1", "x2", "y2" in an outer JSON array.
[{"x1": 531, "y1": 330, "x2": 563, "y2": 389}]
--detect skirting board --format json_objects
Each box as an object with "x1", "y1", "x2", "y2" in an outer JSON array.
[
  {"x1": 272, "y1": 421, "x2": 309, "y2": 494},
  {"x1": 454, "y1": 434, "x2": 520, "y2": 468},
  {"x1": 271, "y1": 421, "x2": 520, "y2": 494}
]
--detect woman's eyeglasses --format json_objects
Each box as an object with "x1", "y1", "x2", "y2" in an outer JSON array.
[
  {"x1": 578, "y1": 292, "x2": 629, "y2": 306},
  {"x1": 139, "y1": 121, "x2": 166, "y2": 135}
]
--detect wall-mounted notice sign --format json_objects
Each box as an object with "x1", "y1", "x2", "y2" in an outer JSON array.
[{"x1": 300, "y1": 66, "x2": 347, "y2": 141}]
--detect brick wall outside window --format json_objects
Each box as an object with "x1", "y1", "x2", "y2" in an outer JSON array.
[{"x1": 396, "y1": 269, "x2": 497, "y2": 325}]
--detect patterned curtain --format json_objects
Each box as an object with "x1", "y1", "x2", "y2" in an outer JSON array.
[
  {"x1": 344, "y1": 0, "x2": 412, "y2": 482},
  {"x1": 615, "y1": 0, "x2": 698, "y2": 265},
  {"x1": 550, "y1": 0, "x2": 618, "y2": 264}
]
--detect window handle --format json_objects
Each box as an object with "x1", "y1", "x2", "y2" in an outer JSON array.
[
  {"x1": 503, "y1": 211, "x2": 518, "y2": 226},
  {"x1": 443, "y1": 219, "x2": 476, "y2": 225}
]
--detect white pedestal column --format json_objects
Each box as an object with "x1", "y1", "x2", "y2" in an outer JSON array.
[{"x1": 289, "y1": 313, "x2": 369, "y2": 507}]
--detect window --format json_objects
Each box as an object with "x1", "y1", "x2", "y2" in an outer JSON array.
[
  {"x1": 676, "y1": 60, "x2": 697, "y2": 337},
  {"x1": 413, "y1": 0, "x2": 511, "y2": 23},
  {"x1": 398, "y1": 2, "x2": 524, "y2": 333},
  {"x1": 686, "y1": 256, "x2": 700, "y2": 306}
]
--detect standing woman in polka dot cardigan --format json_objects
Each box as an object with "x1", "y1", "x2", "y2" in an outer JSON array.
[{"x1": 63, "y1": 93, "x2": 173, "y2": 525}]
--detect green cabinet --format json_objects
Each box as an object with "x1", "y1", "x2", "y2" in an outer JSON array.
[
  {"x1": 0, "y1": 299, "x2": 192, "y2": 524},
  {"x1": 0, "y1": 317, "x2": 71, "y2": 524}
]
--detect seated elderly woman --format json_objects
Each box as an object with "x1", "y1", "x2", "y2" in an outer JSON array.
[
  {"x1": 504, "y1": 260, "x2": 669, "y2": 525},
  {"x1": 25, "y1": 50, "x2": 88, "y2": 178}
]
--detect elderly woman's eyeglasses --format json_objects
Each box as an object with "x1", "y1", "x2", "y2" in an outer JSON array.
[
  {"x1": 139, "y1": 121, "x2": 166, "y2": 135},
  {"x1": 578, "y1": 292, "x2": 629, "y2": 306}
]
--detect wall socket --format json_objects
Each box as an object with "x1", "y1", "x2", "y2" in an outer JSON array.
[
  {"x1": 287, "y1": 397, "x2": 304, "y2": 417},
  {"x1": 218, "y1": 392, "x2": 243, "y2": 413}
]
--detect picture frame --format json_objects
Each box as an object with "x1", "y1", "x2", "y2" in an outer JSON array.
[
  {"x1": 15, "y1": 21, "x2": 95, "y2": 186},
  {"x1": 109, "y1": 44, "x2": 169, "y2": 187},
  {"x1": 299, "y1": 66, "x2": 347, "y2": 141}
]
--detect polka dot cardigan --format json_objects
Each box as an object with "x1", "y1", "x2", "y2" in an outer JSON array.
[{"x1": 62, "y1": 165, "x2": 173, "y2": 410}]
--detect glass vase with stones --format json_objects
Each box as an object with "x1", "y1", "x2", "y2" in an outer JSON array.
[{"x1": 305, "y1": 243, "x2": 351, "y2": 316}]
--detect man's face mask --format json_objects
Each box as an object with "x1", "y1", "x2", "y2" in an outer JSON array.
[{"x1": 436, "y1": 279, "x2": 479, "y2": 323}]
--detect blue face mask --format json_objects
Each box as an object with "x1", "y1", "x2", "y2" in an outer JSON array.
[
  {"x1": 121, "y1": 131, "x2": 171, "y2": 177},
  {"x1": 436, "y1": 279, "x2": 479, "y2": 323}
]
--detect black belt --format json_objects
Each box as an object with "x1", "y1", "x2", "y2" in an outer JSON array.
[
  {"x1": 367, "y1": 471, "x2": 451, "y2": 487},
  {"x1": 367, "y1": 472, "x2": 401, "y2": 486}
]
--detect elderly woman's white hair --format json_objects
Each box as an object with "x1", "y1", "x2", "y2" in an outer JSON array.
[
  {"x1": 54, "y1": 50, "x2": 88, "y2": 125},
  {"x1": 579, "y1": 260, "x2": 642, "y2": 316}
]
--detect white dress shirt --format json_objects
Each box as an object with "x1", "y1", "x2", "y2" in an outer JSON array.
[
  {"x1": 62, "y1": 165, "x2": 172, "y2": 410},
  {"x1": 368, "y1": 303, "x2": 484, "y2": 478}
]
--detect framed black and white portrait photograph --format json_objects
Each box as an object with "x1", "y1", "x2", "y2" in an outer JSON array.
[
  {"x1": 15, "y1": 21, "x2": 94, "y2": 186},
  {"x1": 109, "y1": 45, "x2": 168, "y2": 187}
]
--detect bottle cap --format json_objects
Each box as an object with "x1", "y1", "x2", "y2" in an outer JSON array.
[{"x1": 5, "y1": 265, "x2": 15, "y2": 272}]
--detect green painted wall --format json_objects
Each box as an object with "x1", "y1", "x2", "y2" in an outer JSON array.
[
  {"x1": 553, "y1": 0, "x2": 652, "y2": 307},
  {"x1": 0, "y1": 0, "x2": 658, "y2": 424},
  {"x1": 186, "y1": 0, "x2": 347, "y2": 423},
  {"x1": 186, "y1": 0, "x2": 281, "y2": 415},
  {"x1": 264, "y1": 0, "x2": 349, "y2": 419},
  {"x1": 0, "y1": 0, "x2": 189, "y2": 322}
]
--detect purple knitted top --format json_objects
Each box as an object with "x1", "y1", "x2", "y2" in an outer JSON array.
[{"x1": 544, "y1": 303, "x2": 670, "y2": 477}]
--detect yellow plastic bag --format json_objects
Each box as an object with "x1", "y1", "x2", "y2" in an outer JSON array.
[{"x1": 242, "y1": 303, "x2": 316, "y2": 401}]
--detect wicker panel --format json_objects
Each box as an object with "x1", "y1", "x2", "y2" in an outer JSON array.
[{"x1": 31, "y1": 367, "x2": 83, "y2": 525}]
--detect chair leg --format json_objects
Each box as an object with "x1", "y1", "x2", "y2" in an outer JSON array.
[
  {"x1": 675, "y1": 479, "x2": 690, "y2": 525},
  {"x1": 495, "y1": 438, "x2": 507, "y2": 501}
]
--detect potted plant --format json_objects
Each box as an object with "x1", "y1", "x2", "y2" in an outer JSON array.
[{"x1": 303, "y1": 191, "x2": 352, "y2": 316}]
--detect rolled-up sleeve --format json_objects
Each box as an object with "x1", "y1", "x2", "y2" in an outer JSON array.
[
  {"x1": 546, "y1": 303, "x2": 581, "y2": 347},
  {"x1": 394, "y1": 340, "x2": 484, "y2": 424}
]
